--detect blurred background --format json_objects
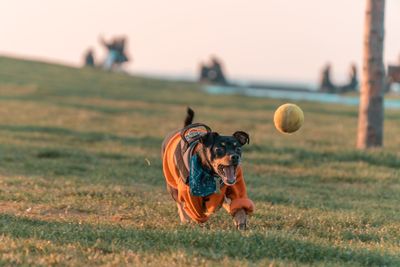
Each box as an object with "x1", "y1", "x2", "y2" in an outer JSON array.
[{"x1": 1, "y1": 0, "x2": 399, "y2": 84}]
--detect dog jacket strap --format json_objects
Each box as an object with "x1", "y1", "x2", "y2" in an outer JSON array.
[
  {"x1": 174, "y1": 125, "x2": 210, "y2": 184},
  {"x1": 174, "y1": 142, "x2": 189, "y2": 183},
  {"x1": 180, "y1": 123, "x2": 212, "y2": 151},
  {"x1": 174, "y1": 140, "x2": 199, "y2": 184}
]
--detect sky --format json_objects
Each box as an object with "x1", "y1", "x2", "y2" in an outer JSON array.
[{"x1": 1, "y1": 0, "x2": 399, "y2": 83}]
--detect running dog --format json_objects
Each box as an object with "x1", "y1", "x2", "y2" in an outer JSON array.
[{"x1": 161, "y1": 108, "x2": 254, "y2": 230}]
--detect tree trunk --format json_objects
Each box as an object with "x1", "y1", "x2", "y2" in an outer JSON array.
[{"x1": 357, "y1": 0, "x2": 385, "y2": 149}]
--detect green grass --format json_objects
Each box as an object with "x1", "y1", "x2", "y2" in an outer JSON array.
[{"x1": 0, "y1": 56, "x2": 400, "y2": 266}]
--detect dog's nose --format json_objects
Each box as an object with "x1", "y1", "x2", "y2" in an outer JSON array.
[{"x1": 231, "y1": 154, "x2": 239, "y2": 164}]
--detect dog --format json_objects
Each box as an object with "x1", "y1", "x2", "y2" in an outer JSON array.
[{"x1": 161, "y1": 108, "x2": 254, "y2": 230}]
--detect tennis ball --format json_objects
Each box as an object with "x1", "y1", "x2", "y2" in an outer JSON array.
[{"x1": 273, "y1": 103, "x2": 304, "y2": 134}]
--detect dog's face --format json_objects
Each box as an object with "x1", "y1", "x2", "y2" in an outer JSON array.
[{"x1": 200, "y1": 131, "x2": 249, "y2": 186}]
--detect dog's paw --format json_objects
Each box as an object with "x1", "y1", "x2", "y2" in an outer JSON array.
[
  {"x1": 233, "y1": 209, "x2": 248, "y2": 230},
  {"x1": 237, "y1": 223, "x2": 247, "y2": 231}
]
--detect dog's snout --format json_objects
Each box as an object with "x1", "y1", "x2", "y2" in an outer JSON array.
[{"x1": 231, "y1": 154, "x2": 239, "y2": 164}]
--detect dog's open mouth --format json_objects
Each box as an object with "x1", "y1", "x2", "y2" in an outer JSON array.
[{"x1": 217, "y1": 165, "x2": 237, "y2": 185}]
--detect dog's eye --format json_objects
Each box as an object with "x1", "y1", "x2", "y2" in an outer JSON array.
[
  {"x1": 235, "y1": 147, "x2": 242, "y2": 153},
  {"x1": 215, "y1": 147, "x2": 225, "y2": 156}
]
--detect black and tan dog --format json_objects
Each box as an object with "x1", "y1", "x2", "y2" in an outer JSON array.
[{"x1": 161, "y1": 108, "x2": 254, "y2": 229}]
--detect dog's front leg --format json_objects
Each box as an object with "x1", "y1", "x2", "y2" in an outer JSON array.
[
  {"x1": 176, "y1": 202, "x2": 191, "y2": 223},
  {"x1": 233, "y1": 208, "x2": 247, "y2": 230}
]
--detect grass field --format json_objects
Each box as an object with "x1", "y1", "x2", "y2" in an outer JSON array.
[{"x1": 0, "y1": 56, "x2": 399, "y2": 266}]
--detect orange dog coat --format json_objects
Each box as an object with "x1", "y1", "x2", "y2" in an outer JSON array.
[{"x1": 162, "y1": 132, "x2": 254, "y2": 223}]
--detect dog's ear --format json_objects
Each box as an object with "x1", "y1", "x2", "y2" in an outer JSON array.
[
  {"x1": 233, "y1": 131, "x2": 250, "y2": 145},
  {"x1": 199, "y1": 132, "x2": 219, "y2": 146}
]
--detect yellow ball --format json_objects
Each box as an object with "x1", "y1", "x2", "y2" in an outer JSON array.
[{"x1": 273, "y1": 103, "x2": 304, "y2": 134}]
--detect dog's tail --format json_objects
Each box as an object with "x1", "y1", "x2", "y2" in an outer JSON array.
[{"x1": 184, "y1": 107, "x2": 195, "y2": 127}]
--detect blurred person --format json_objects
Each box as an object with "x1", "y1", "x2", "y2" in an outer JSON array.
[
  {"x1": 199, "y1": 62, "x2": 210, "y2": 82},
  {"x1": 100, "y1": 36, "x2": 130, "y2": 71},
  {"x1": 209, "y1": 56, "x2": 227, "y2": 85},
  {"x1": 319, "y1": 63, "x2": 335, "y2": 93},
  {"x1": 337, "y1": 64, "x2": 359, "y2": 93},
  {"x1": 114, "y1": 37, "x2": 129, "y2": 64},
  {"x1": 83, "y1": 48, "x2": 95, "y2": 67},
  {"x1": 198, "y1": 56, "x2": 228, "y2": 85},
  {"x1": 348, "y1": 63, "x2": 358, "y2": 90}
]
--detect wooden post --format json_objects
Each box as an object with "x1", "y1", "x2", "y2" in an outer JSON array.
[{"x1": 357, "y1": 0, "x2": 386, "y2": 149}]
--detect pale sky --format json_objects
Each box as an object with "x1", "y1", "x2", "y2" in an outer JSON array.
[{"x1": 1, "y1": 0, "x2": 399, "y2": 83}]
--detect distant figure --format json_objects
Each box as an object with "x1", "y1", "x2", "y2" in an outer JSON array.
[
  {"x1": 100, "y1": 36, "x2": 130, "y2": 71},
  {"x1": 210, "y1": 57, "x2": 228, "y2": 84},
  {"x1": 113, "y1": 37, "x2": 129, "y2": 65},
  {"x1": 199, "y1": 62, "x2": 210, "y2": 82},
  {"x1": 319, "y1": 63, "x2": 359, "y2": 93},
  {"x1": 319, "y1": 64, "x2": 335, "y2": 93},
  {"x1": 83, "y1": 49, "x2": 95, "y2": 67},
  {"x1": 199, "y1": 56, "x2": 228, "y2": 85},
  {"x1": 337, "y1": 64, "x2": 359, "y2": 93},
  {"x1": 347, "y1": 64, "x2": 359, "y2": 90}
]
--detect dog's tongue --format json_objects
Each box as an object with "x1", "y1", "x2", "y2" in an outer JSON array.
[{"x1": 223, "y1": 166, "x2": 236, "y2": 185}]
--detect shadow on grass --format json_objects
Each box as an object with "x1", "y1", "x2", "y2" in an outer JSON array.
[
  {"x1": 0, "y1": 142, "x2": 164, "y2": 187},
  {"x1": 0, "y1": 214, "x2": 397, "y2": 266},
  {"x1": 0, "y1": 124, "x2": 165, "y2": 186},
  {"x1": 248, "y1": 145, "x2": 400, "y2": 169}
]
